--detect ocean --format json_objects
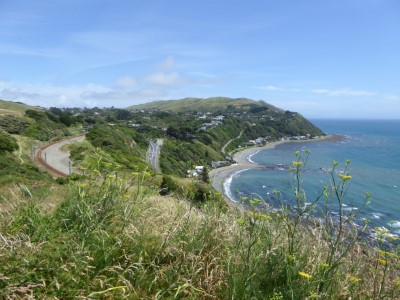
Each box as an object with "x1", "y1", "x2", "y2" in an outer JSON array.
[{"x1": 227, "y1": 119, "x2": 400, "y2": 237}]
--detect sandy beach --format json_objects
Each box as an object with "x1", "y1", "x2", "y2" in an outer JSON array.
[{"x1": 210, "y1": 135, "x2": 339, "y2": 201}]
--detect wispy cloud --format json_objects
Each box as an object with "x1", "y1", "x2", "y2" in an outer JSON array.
[
  {"x1": 0, "y1": 42, "x2": 64, "y2": 58},
  {"x1": 259, "y1": 85, "x2": 279, "y2": 91},
  {"x1": 385, "y1": 95, "x2": 399, "y2": 101},
  {"x1": 144, "y1": 72, "x2": 181, "y2": 86},
  {"x1": 115, "y1": 76, "x2": 138, "y2": 89},
  {"x1": 257, "y1": 85, "x2": 302, "y2": 92},
  {"x1": 311, "y1": 88, "x2": 376, "y2": 97},
  {"x1": 0, "y1": 57, "x2": 211, "y2": 108},
  {"x1": 0, "y1": 81, "x2": 108, "y2": 107}
]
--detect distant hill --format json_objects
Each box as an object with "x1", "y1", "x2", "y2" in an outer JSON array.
[
  {"x1": 127, "y1": 97, "x2": 284, "y2": 113},
  {"x1": 0, "y1": 99, "x2": 40, "y2": 115}
]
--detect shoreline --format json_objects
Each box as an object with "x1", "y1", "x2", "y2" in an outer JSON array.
[{"x1": 210, "y1": 134, "x2": 340, "y2": 202}]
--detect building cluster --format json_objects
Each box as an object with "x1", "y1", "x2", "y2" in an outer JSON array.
[
  {"x1": 197, "y1": 113, "x2": 225, "y2": 131},
  {"x1": 244, "y1": 136, "x2": 273, "y2": 146},
  {"x1": 186, "y1": 165, "x2": 204, "y2": 178}
]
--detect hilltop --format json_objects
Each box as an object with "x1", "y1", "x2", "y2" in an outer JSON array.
[
  {"x1": 0, "y1": 99, "x2": 42, "y2": 115},
  {"x1": 127, "y1": 97, "x2": 283, "y2": 113}
]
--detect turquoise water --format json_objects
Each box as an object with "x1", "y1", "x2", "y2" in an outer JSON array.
[{"x1": 228, "y1": 119, "x2": 400, "y2": 237}]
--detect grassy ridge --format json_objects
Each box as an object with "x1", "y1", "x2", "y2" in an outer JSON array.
[
  {"x1": 0, "y1": 99, "x2": 39, "y2": 115},
  {"x1": 128, "y1": 97, "x2": 283, "y2": 113}
]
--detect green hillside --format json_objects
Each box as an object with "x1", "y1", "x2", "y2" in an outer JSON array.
[
  {"x1": 0, "y1": 99, "x2": 40, "y2": 115},
  {"x1": 128, "y1": 97, "x2": 284, "y2": 113},
  {"x1": 1, "y1": 99, "x2": 399, "y2": 298}
]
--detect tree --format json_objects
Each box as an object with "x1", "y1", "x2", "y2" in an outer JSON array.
[{"x1": 201, "y1": 166, "x2": 210, "y2": 183}]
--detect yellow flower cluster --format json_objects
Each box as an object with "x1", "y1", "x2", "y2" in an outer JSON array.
[
  {"x1": 292, "y1": 161, "x2": 303, "y2": 167},
  {"x1": 250, "y1": 212, "x2": 271, "y2": 220},
  {"x1": 348, "y1": 276, "x2": 362, "y2": 284},
  {"x1": 298, "y1": 271, "x2": 312, "y2": 279},
  {"x1": 338, "y1": 173, "x2": 352, "y2": 181}
]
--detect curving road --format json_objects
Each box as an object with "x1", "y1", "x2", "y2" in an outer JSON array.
[
  {"x1": 36, "y1": 135, "x2": 85, "y2": 177},
  {"x1": 147, "y1": 139, "x2": 163, "y2": 173},
  {"x1": 221, "y1": 130, "x2": 244, "y2": 154}
]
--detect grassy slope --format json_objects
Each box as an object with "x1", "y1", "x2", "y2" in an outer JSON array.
[
  {"x1": 1, "y1": 166, "x2": 399, "y2": 299},
  {"x1": 0, "y1": 99, "x2": 39, "y2": 115},
  {"x1": 127, "y1": 97, "x2": 284, "y2": 113}
]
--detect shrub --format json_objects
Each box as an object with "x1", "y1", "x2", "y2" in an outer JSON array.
[
  {"x1": 0, "y1": 114, "x2": 29, "y2": 134},
  {"x1": 0, "y1": 129, "x2": 18, "y2": 153}
]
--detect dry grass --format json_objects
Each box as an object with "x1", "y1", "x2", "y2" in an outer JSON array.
[{"x1": 1, "y1": 170, "x2": 400, "y2": 299}]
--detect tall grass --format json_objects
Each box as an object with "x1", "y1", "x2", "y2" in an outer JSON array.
[{"x1": 1, "y1": 152, "x2": 399, "y2": 299}]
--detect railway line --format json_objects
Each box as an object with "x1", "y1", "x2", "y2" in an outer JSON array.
[{"x1": 35, "y1": 135, "x2": 85, "y2": 178}]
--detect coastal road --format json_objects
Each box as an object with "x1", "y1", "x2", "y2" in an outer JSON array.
[
  {"x1": 147, "y1": 139, "x2": 163, "y2": 173},
  {"x1": 36, "y1": 135, "x2": 85, "y2": 177},
  {"x1": 221, "y1": 130, "x2": 244, "y2": 154}
]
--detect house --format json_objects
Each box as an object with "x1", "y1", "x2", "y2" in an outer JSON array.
[
  {"x1": 245, "y1": 140, "x2": 256, "y2": 146},
  {"x1": 213, "y1": 115, "x2": 225, "y2": 121},
  {"x1": 186, "y1": 166, "x2": 204, "y2": 178},
  {"x1": 211, "y1": 161, "x2": 230, "y2": 168}
]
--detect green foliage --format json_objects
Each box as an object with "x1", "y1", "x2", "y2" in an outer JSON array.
[
  {"x1": 0, "y1": 114, "x2": 29, "y2": 134},
  {"x1": 159, "y1": 175, "x2": 179, "y2": 195},
  {"x1": 160, "y1": 139, "x2": 223, "y2": 176},
  {"x1": 23, "y1": 110, "x2": 69, "y2": 141},
  {"x1": 201, "y1": 166, "x2": 210, "y2": 183},
  {"x1": 0, "y1": 152, "x2": 47, "y2": 184},
  {"x1": 0, "y1": 129, "x2": 18, "y2": 153},
  {"x1": 86, "y1": 124, "x2": 148, "y2": 171}
]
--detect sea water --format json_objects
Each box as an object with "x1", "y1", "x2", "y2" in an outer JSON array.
[{"x1": 228, "y1": 119, "x2": 400, "y2": 237}]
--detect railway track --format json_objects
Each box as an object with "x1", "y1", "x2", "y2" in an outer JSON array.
[
  {"x1": 35, "y1": 135, "x2": 85, "y2": 178},
  {"x1": 36, "y1": 143, "x2": 69, "y2": 178}
]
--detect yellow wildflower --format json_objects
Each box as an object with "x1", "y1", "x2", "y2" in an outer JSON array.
[
  {"x1": 395, "y1": 277, "x2": 400, "y2": 286},
  {"x1": 299, "y1": 271, "x2": 312, "y2": 279},
  {"x1": 376, "y1": 249, "x2": 398, "y2": 258},
  {"x1": 339, "y1": 173, "x2": 352, "y2": 181},
  {"x1": 320, "y1": 263, "x2": 329, "y2": 269},
  {"x1": 236, "y1": 219, "x2": 245, "y2": 226},
  {"x1": 348, "y1": 276, "x2": 362, "y2": 284},
  {"x1": 293, "y1": 161, "x2": 303, "y2": 167},
  {"x1": 250, "y1": 212, "x2": 271, "y2": 220},
  {"x1": 377, "y1": 258, "x2": 389, "y2": 266}
]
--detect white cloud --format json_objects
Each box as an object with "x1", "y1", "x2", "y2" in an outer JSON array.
[
  {"x1": 145, "y1": 71, "x2": 180, "y2": 86},
  {"x1": 0, "y1": 57, "x2": 219, "y2": 108},
  {"x1": 385, "y1": 95, "x2": 399, "y2": 101},
  {"x1": 311, "y1": 88, "x2": 376, "y2": 97},
  {"x1": 260, "y1": 85, "x2": 279, "y2": 91},
  {"x1": 257, "y1": 85, "x2": 302, "y2": 93},
  {"x1": 116, "y1": 76, "x2": 138, "y2": 89},
  {"x1": 160, "y1": 56, "x2": 175, "y2": 69},
  {"x1": 0, "y1": 81, "x2": 109, "y2": 107}
]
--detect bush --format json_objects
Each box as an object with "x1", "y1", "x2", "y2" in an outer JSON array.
[
  {"x1": 0, "y1": 115, "x2": 29, "y2": 134},
  {"x1": 159, "y1": 175, "x2": 179, "y2": 195},
  {"x1": 0, "y1": 129, "x2": 18, "y2": 153}
]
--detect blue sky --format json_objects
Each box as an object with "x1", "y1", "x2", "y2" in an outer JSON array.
[{"x1": 0, "y1": 0, "x2": 399, "y2": 118}]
